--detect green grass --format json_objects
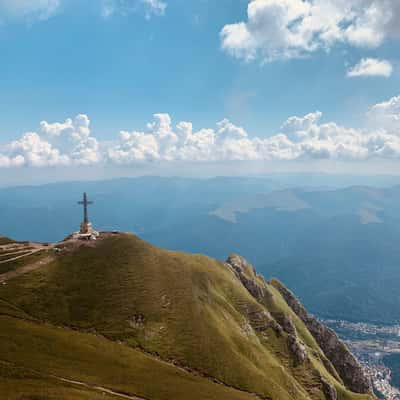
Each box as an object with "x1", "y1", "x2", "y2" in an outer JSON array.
[
  {"x1": 0, "y1": 250, "x2": 49, "y2": 275},
  {"x1": 0, "y1": 250, "x2": 32, "y2": 262},
  {"x1": 0, "y1": 316, "x2": 256, "y2": 400},
  {"x1": 0, "y1": 233, "x2": 375, "y2": 400},
  {"x1": 0, "y1": 360, "x2": 118, "y2": 400}
]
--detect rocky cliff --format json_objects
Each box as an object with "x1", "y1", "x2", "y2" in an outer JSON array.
[
  {"x1": 270, "y1": 278, "x2": 372, "y2": 394},
  {"x1": 226, "y1": 254, "x2": 373, "y2": 397}
]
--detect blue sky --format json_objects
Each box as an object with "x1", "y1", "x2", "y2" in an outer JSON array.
[
  {"x1": 1, "y1": 0, "x2": 248, "y2": 140},
  {"x1": 0, "y1": 0, "x2": 400, "y2": 178}
]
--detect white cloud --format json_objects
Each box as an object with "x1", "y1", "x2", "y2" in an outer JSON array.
[
  {"x1": 0, "y1": 115, "x2": 100, "y2": 168},
  {"x1": 367, "y1": 96, "x2": 400, "y2": 133},
  {"x1": 221, "y1": 0, "x2": 400, "y2": 62},
  {"x1": 105, "y1": 100, "x2": 400, "y2": 163},
  {"x1": 107, "y1": 115, "x2": 261, "y2": 163},
  {"x1": 101, "y1": 0, "x2": 167, "y2": 19},
  {"x1": 2, "y1": 95, "x2": 400, "y2": 167},
  {"x1": 347, "y1": 58, "x2": 393, "y2": 78},
  {"x1": 0, "y1": 0, "x2": 60, "y2": 22}
]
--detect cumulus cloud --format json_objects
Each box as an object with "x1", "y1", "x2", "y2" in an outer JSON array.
[
  {"x1": 107, "y1": 105, "x2": 400, "y2": 163},
  {"x1": 367, "y1": 96, "x2": 400, "y2": 133},
  {"x1": 347, "y1": 58, "x2": 393, "y2": 78},
  {"x1": 101, "y1": 0, "x2": 167, "y2": 19},
  {"x1": 2, "y1": 95, "x2": 400, "y2": 168},
  {"x1": 0, "y1": 115, "x2": 100, "y2": 168},
  {"x1": 221, "y1": 0, "x2": 400, "y2": 62},
  {"x1": 0, "y1": 0, "x2": 60, "y2": 22}
]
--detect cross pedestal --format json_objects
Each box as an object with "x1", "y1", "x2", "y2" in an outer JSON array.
[
  {"x1": 80, "y1": 222, "x2": 94, "y2": 235},
  {"x1": 74, "y1": 192, "x2": 99, "y2": 240}
]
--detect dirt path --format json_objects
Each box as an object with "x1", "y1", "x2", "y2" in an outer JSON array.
[
  {"x1": 0, "y1": 249, "x2": 34, "y2": 258},
  {"x1": 54, "y1": 376, "x2": 147, "y2": 400},
  {"x1": 0, "y1": 255, "x2": 54, "y2": 284},
  {"x1": 0, "y1": 359, "x2": 146, "y2": 400},
  {"x1": 0, "y1": 248, "x2": 45, "y2": 265}
]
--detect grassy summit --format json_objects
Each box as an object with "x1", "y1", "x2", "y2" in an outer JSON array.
[{"x1": 0, "y1": 233, "x2": 374, "y2": 400}]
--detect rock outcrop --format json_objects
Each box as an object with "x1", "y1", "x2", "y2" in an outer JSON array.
[
  {"x1": 273, "y1": 312, "x2": 297, "y2": 336},
  {"x1": 226, "y1": 254, "x2": 273, "y2": 304},
  {"x1": 270, "y1": 279, "x2": 372, "y2": 394},
  {"x1": 287, "y1": 333, "x2": 308, "y2": 364},
  {"x1": 226, "y1": 254, "x2": 372, "y2": 395},
  {"x1": 226, "y1": 255, "x2": 308, "y2": 363},
  {"x1": 321, "y1": 378, "x2": 338, "y2": 400},
  {"x1": 226, "y1": 254, "x2": 284, "y2": 336}
]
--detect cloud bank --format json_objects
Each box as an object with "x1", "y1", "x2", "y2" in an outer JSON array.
[
  {"x1": 221, "y1": 0, "x2": 400, "y2": 62},
  {"x1": 2, "y1": 96, "x2": 400, "y2": 168},
  {"x1": 0, "y1": 115, "x2": 100, "y2": 168},
  {"x1": 347, "y1": 58, "x2": 393, "y2": 78}
]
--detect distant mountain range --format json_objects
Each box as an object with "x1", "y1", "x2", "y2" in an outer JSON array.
[{"x1": 1, "y1": 176, "x2": 400, "y2": 323}]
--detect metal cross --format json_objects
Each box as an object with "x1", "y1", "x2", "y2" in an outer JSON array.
[{"x1": 78, "y1": 192, "x2": 94, "y2": 224}]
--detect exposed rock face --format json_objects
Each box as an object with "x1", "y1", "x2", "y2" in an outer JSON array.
[
  {"x1": 270, "y1": 280, "x2": 372, "y2": 395},
  {"x1": 247, "y1": 307, "x2": 273, "y2": 332},
  {"x1": 226, "y1": 254, "x2": 283, "y2": 337},
  {"x1": 274, "y1": 313, "x2": 308, "y2": 363},
  {"x1": 321, "y1": 378, "x2": 338, "y2": 400},
  {"x1": 287, "y1": 333, "x2": 308, "y2": 364},
  {"x1": 273, "y1": 313, "x2": 297, "y2": 336},
  {"x1": 226, "y1": 255, "x2": 306, "y2": 362},
  {"x1": 226, "y1": 255, "x2": 372, "y2": 395},
  {"x1": 226, "y1": 254, "x2": 273, "y2": 304},
  {"x1": 238, "y1": 298, "x2": 283, "y2": 336}
]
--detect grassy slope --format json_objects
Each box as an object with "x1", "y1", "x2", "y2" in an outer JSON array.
[
  {"x1": 0, "y1": 249, "x2": 50, "y2": 275},
  {"x1": 0, "y1": 360, "x2": 119, "y2": 400},
  {"x1": 0, "y1": 234, "x2": 374, "y2": 400},
  {"x1": 0, "y1": 316, "x2": 255, "y2": 400},
  {"x1": 0, "y1": 237, "x2": 50, "y2": 275}
]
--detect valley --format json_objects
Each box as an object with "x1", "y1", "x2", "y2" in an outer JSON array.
[{"x1": 324, "y1": 320, "x2": 400, "y2": 399}]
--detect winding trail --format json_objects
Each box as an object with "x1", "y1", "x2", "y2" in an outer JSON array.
[
  {"x1": 0, "y1": 249, "x2": 34, "y2": 258},
  {"x1": 0, "y1": 241, "x2": 56, "y2": 283},
  {"x1": 0, "y1": 255, "x2": 54, "y2": 284},
  {"x1": 0, "y1": 248, "x2": 44, "y2": 265},
  {"x1": 54, "y1": 376, "x2": 147, "y2": 400},
  {"x1": 0, "y1": 359, "x2": 147, "y2": 400}
]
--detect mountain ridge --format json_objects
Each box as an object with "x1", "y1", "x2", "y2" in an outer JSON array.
[
  {"x1": 0, "y1": 232, "x2": 374, "y2": 400},
  {"x1": 2, "y1": 178, "x2": 399, "y2": 323}
]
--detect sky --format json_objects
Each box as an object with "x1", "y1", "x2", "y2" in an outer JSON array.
[{"x1": 0, "y1": 0, "x2": 400, "y2": 182}]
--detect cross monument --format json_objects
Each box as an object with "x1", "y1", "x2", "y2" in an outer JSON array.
[{"x1": 78, "y1": 192, "x2": 94, "y2": 235}]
